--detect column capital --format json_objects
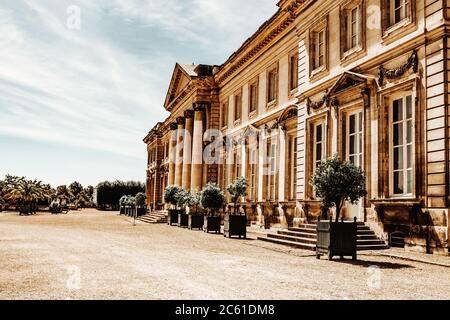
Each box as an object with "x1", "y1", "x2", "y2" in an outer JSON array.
[
  {"x1": 169, "y1": 122, "x2": 178, "y2": 130},
  {"x1": 184, "y1": 110, "x2": 195, "y2": 119},
  {"x1": 193, "y1": 102, "x2": 210, "y2": 112},
  {"x1": 176, "y1": 117, "x2": 186, "y2": 125}
]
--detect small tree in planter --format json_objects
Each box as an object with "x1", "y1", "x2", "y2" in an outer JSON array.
[
  {"x1": 0, "y1": 196, "x2": 5, "y2": 212},
  {"x1": 311, "y1": 155, "x2": 366, "y2": 260},
  {"x1": 187, "y1": 192, "x2": 203, "y2": 230},
  {"x1": 164, "y1": 185, "x2": 183, "y2": 225},
  {"x1": 119, "y1": 196, "x2": 127, "y2": 215},
  {"x1": 135, "y1": 192, "x2": 147, "y2": 217},
  {"x1": 225, "y1": 177, "x2": 248, "y2": 238},
  {"x1": 200, "y1": 183, "x2": 225, "y2": 234},
  {"x1": 49, "y1": 200, "x2": 62, "y2": 214}
]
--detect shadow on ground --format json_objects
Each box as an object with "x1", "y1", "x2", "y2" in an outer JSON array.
[{"x1": 332, "y1": 258, "x2": 414, "y2": 269}]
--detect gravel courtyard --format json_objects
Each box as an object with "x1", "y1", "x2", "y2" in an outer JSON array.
[{"x1": 0, "y1": 209, "x2": 449, "y2": 300}]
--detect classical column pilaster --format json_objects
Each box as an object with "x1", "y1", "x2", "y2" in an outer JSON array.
[
  {"x1": 182, "y1": 110, "x2": 194, "y2": 191},
  {"x1": 168, "y1": 123, "x2": 178, "y2": 186},
  {"x1": 257, "y1": 131, "x2": 265, "y2": 202},
  {"x1": 278, "y1": 127, "x2": 286, "y2": 202},
  {"x1": 174, "y1": 117, "x2": 185, "y2": 187},
  {"x1": 191, "y1": 104, "x2": 205, "y2": 192}
]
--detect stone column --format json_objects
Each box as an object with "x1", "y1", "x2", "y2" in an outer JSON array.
[
  {"x1": 168, "y1": 123, "x2": 178, "y2": 186},
  {"x1": 191, "y1": 104, "x2": 205, "y2": 192},
  {"x1": 278, "y1": 127, "x2": 286, "y2": 202},
  {"x1": 174, "y1": 117, "x2": 185, "y2": 187},
  {"x1": 182, "y1": 110, "x2": 194, "y2": 191},
  {"x1": 257, "y1": 131, "x2": 265, "y2": 202}
]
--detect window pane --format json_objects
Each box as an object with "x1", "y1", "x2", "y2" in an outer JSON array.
[
  {"x1": 394, "y1": 146, "x2": 403, "y2": 170},
  {"x1": 406, "y1": 120, "x2": 412, "y2": 143},
  {"x1": 316, "y1": 143, "x2": 322, "y2": 162},
  {"x1": 407, "y1": 170, "x2": 412, "y2": 194},
  {"x1": 393, "y1": 123, "x2": 403, "y2": 146},
  {"x1": 350, "y1": 135, "x2": 356, "y2": 154},
  {"x1": 316, "y1": 125, "x2": 323, "y2": 142},
  {"x1": 406, "y1": 95, "x2": 413, "y2": 118},
  {"x1": 407, "y1": 144, "x2": 412, "y2": 168},
  {"x1": 350, "y1": 155, "x2": 356, "y2": 165},
  {"x1": 393, "y1": 98, "x2": 403, "y2": 122},
  {"x1": 394, "y1": 171, "x2": 404, "y2": 194},
  {"x1": 349, "y1": 115, "x2": 356, "y2": 134}
]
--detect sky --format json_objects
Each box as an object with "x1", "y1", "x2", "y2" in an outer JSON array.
[{"x1": 0, "y1": 0, "x2": 275, "y2": 187}]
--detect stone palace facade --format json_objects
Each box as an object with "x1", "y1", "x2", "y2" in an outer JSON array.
[{"x1": 144, "y1": 0, "x2": 450, "y2": 254}]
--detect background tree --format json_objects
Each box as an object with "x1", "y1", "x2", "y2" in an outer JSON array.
[
  {"x1": 69, "y1": 182, "x2": 83, "y2": 200},
  {"x1": 96, "y1": 180, "x2": 144, "y2": 210},
  {"x1": 135, "y1": 192, "x2": 146, "y2": 208},
  {"x1": 200, "y1": 183, "x2": 225, "y2": 216},
  {"x1": 227, "y1": 177, "x2": 247, "y2": 215},
  {"x1": 310, "y1": 155, "x2": 366, "y2": 221}
]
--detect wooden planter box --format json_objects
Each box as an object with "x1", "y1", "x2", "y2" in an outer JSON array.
[
  {"x1": 178, "y1": 213, "x2": 189, "y2": 228},
  {"x1": 204, "y1": 216, "x2": 221, "y2": 233},
  {"x1": 168, "y1": 209, "x2": 180, "y2": 226},
  {"x1": 316, "y1": 218, "x2": 357, "y2": 261},
  {"x1": 224, "y1": 214, "x2": 247, "y2": 239},
  {"x1": 188, "y1": 214, "x2": 204, "y2": 230},
  {"x1": 137, "y1": 207, "x2": 147, "y2": 217},
  {"x1": 120, "y1": 206, "x2": 125, "y2": 215}
]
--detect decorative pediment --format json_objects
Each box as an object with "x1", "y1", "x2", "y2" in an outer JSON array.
[
  {"x1": 328, "y1": 72, "x2": 368, "y2": 96},
  {"x1": 164, "y1": 63, "x2": 196, "y2": 110}
]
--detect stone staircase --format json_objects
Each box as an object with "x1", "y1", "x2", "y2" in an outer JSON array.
[
  {"x1": 258, "y1": 222, "x2": 389, "y2": 251},
  {"x1": 137, "y1": 211, "x2": 168, "y2": 224}
]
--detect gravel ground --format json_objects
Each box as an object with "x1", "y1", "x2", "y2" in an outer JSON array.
[{"x1": 0, "y1": 209, "x2": 449, "y2": 300}]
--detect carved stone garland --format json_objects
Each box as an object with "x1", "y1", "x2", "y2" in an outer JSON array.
[{"x1": 378, "y1": 50, "x2": 418, "y2": 87}]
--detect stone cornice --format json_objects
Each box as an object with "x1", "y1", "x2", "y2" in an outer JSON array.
[{"x1": 214, "y1": 0, "x2": 307, "y2": 85}]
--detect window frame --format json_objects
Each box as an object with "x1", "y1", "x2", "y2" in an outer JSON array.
[
  {"x1": 309, "y1": 17, "x2": 328, "y2": 79},
  {"x1": 313, "y1": 122, "x2": 326, "y2": 171},
  {"x1": 288, "y1": 50, "x2": 299, "y2": 95},
  {"x1": 221, "y1": 99, "x2": 228, "y2": 129},
  {"x1": 234, "y1": 89, "x2": 242, "y2": 125},
  {"x1": 381, "y1": 0, "x2": 415, "y2": 41},
  {"x1": 388, "y1": 91, "x2": 415, "y2": 197},
  {"x1": 340, "y1": 0, "x2": 365, "y2": 62},
  {"x1": 266, "y1": 62, "x2": 279, "y2": 108},
  {"x1": 248, "y1": 77, "x2": 259, "y2": 117}
]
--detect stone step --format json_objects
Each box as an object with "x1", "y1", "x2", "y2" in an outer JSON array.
[
  {"x1": 278, "y1": 230, "x2": 317, "y2": 239},
  {"x1": 268, "y1": 233, "x2": 316, "y2": 244},
  {"x1": 357, "y1": 239, "x2": 387, "y2": 246},
  {"x1": 288, "y1": 227, "x2": 317, "y2": 234},
  {"x1": 357, "y1": 244, "x2": 390, "y2": 251},
  {"x1": 257, "y1": 236, "x2": 317, "y2": 251}
]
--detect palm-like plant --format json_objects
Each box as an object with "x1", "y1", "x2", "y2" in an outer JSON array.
[{"x1": 8, "y1": 179, "x2": 46, "y2": 214}]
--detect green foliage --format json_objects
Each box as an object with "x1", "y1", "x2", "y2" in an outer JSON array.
[
  {"x1": 49, "y1": 200, "x2": 62, "y2": 213},
  {"x1": 200, "y1": 183, "x2": 225, "y2": 216},
  {"x1": 135, "y1": 192, "x2": 146, "y2": 208},
  {"x1": 0, "y1": 196, "x2": 5, "y2": 206},
  {"x1": 96, "y1": 180, "x2": 145, "y2": 209},
  {"x1": 69, "y1": 182, "x2": 83, "y2": 199},
  {"x1": 164, "y1": 185, "x2": 183, "y2": 206},
  {"x1": 119, "y1": 195, "x2": 128, "y2": 207},
  {"x1": 227, "y1": 177, "x2": 247, "y2": 206},
  {"x1": 310, "y1": 155, "x2": 366, "y2": 220}
]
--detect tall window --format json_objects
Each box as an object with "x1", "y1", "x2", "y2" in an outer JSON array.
[
  {"x1": 222, "y1": 101, "x2": 228, "y2": 128},
  {"x1": 287, "y1": 135, "x2": 298, "y2": 200},
  {"x1": 347, "y1": 111, "x2": 363, "y2": 167},
  {"x1": 248, "y1": 147, "x2": 258, "y2": 201},
  {"x1": 313, "y1": 123, "x2": 326, "y2": 170},
  {"x1": 390, "y1": 0, "x2": 410, "y2": 26},
  {"x1": 234, "y1": 92, "x2": 242, "y2": 122},
  {"x1": 267, "y1": 141, "x2": 277, "y2": 200},
  {"x1": 249, "y1": 81, "x2": 258, "y2": 114},
  {"x1": 343, "y1": 4, "x2": 362, "y2": 52},
  {"x1": 391, "y1": 94, "x2": 414, "y2": 196},
  {"x1": 267, "y1": 66, "x2": 278, "y2": 104},
  {"x1": 314, "y1": 29, "x2": 326, "y2": 69},
  {"x1": 289, "y1": 52, "x2": 299, "y2": 92}
]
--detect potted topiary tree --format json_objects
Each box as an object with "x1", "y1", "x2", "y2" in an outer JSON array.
[
  {"x1": 119, "y1": 195, "x2": 127, "y2": 215},
  {"x1": 164, "y1": 185, "x2": 183, "y2": 226},
  {"x1": 135, "y1": 192, "x2": 147, "y2": 217},
  {"x1": 187, "y1": 192, "x2": 203, "y2": 230},
  {"x1": 50, "y1": 199, "x2": 62, "y2": 214},
  {"x1": 311, "y1": 155, "x2": 366, "y2": 261},
  {"x1": 201, "y1": 183, "x2": 225, "y2": 234},
  {"x1": 224, "y1": 177, "x2": 248, "y2": 239},
  {"x1": 175, "y1": 189, "x2": 189, "y2": 228},
  {"x1": 0, "y1": 196, "x2": 5, "y2": 212}
]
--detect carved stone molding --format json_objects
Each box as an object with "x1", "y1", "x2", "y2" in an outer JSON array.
[
  {"x1": 169, "y1": 123, "x2": 178, "y2": 130},
  {"x1": 306, "y1": 94, "x2": 328, "y2": 114},
  {"x1": 176, "y1": 117, "x2": 185, "y2": 125},
  {"x1": 184, "y1": 110, "x2": 194, "y2": 118},
  {"x1": 378, "y1": 50, "x2": 418, "y2": 87}
]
